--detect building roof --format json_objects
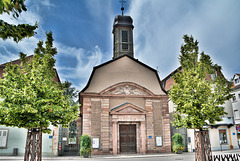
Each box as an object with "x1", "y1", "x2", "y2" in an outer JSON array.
[
  {"x1": 0, "y1": 55, "x2": 60, "y2": 83},
  {"x1": 162, "y1": 66, "x2": 225, "y2": 92},
  {"x1": 80, "y1": 55, "x2": 167, "y2": 94},
  {"x1": 112, "y1": 15, "x2": 134, "y2": 33},
  {"x1": 161, "y1": 66, "x2": 182, "y2": 92},
  {"x1": 232, "y1": 73, "x2": 240, "y2": 90}
]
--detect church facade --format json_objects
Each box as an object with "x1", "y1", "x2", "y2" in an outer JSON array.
[{"x1": 79, "y1": 14, "x2": 171, "y2": 155}]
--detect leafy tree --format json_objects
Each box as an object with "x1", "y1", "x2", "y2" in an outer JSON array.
[
  {"x1": 169, "y1": 35, "x2": 232, "y2": 160},
  {"x1": 0, "y1": 32, "x2": 78, "y2": 160},
  {"x1": 60, "y1": 80, "x2": 79, "y2": 146},
  {"x1": 0, "y1": 0, "x2": 37, "y2": 42},
  {"x1": 60, "y1": 80, "x2": 79, "y2": 106},
  {"x1": 0, "y1": 31, "x2": 78, "y2": 130},
  {"x1": 169, "y1": 35, "x2": 232, "y2": 130}
]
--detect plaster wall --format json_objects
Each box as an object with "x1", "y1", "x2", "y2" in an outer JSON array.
[
  {"x1": 84, "y1": 57, "x2": 165, "y2": 95},
  {"x1": 110, "y1": 97, "x2": 145, "y2": 110},
  {"x1": 209, "y1": 126, "x2": 238, "y2": 151},
  {"x1": 0, "y1": 125, "x2": 57, "y2": 156},
  {"x1": 232, "y1": 87, "x2": 240, "y2": 124}
]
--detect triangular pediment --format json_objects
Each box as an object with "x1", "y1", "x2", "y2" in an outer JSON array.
[
  {"x1": 100, "y1": 82, "x2": 154, "y2": 96},
  {"x1": 110, "y1": 102, "x2": 146, "y2": 115}
]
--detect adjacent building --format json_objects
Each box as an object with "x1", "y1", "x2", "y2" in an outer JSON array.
[
  {"x1": 162, "y1": 67, "x2": 239, "y2": 152},
  {"x1": 231, "y1": 74, "x2": 240, "y2": 140}
]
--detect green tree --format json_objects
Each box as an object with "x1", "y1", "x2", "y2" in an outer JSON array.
[
  {"x1": 0, "y1": 0, "x2": 37, "y2": 42},
  {"x1": 60, "y1": 80, "x2": 79, "y2": 106},
  {"x1": 60, "y1": 80, "x2": 79, "y2": 147},
  {"x1": 169, "y1": 35, "x2": 232, "y2": 160},
  {"x1": 0, "y1": 32, "x2": 78, "y2": 160},
  {"x1": 169, "y1": 35, "x2": 232, "y2": 129}
]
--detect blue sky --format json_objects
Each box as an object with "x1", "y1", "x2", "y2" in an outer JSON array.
[{"x1": 0, "y1": 0, "x2": 240, "y2": 90}]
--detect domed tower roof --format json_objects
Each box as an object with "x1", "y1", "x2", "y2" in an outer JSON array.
[{"x1": 112, "y1": 15, "x2": 134, "y2": 33}]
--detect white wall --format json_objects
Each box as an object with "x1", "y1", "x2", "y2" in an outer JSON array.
[
  {"x1": 187, "y1": 129, "x2": 195, "y2": 152},
  {"x1": 209, "y1": 126, "x2": 238, "y2": 151},
  {"x1": 0, "y1": 125, "x2": 56, "y2": 156},
  {"x1": 232, "y1": 87, "x2": 240, "y2": 124}
]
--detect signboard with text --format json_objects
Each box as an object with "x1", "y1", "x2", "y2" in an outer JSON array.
[
  {"x1": 156, "y1": 136, "x2": 162, "y2": 146},
  {"x1": 92, "y1": 138, "x2": 99, "y2": 148}
]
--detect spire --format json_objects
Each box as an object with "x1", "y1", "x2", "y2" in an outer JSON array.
[{"x1": 119, "y1": 0, "x2": 126, "y2": 15}]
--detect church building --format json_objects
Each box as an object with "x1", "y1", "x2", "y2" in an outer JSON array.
[{"x1": 79, "y1": 13, "x2": 171, "y2": 155}]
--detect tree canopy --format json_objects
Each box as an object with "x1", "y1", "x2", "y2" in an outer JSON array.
[
  {"x1": 60, "y1": 80, "x2": 79, "y2": 106},
  {"x1": 169, "y1": 35, "x2": 232, "y2": 130},
  {"x1": 0, "y1": 0, "x2": 37, "y2": 42},
  {"x1": 0, "y1": 32, "x2": 78, "y2": 133}
]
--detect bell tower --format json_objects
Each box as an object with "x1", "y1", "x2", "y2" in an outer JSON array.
[{"x1": 112, "y1": 2, "x2": 134, "y2": 59}]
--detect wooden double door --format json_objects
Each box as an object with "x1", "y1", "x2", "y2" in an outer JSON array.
[{"x1": 119, "y1": 125, "x2": 136, "y2": 153}]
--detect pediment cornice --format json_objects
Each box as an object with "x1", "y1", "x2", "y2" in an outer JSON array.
[{"x1": 110, "y1": 102, "x2": 146, "y2": 115}]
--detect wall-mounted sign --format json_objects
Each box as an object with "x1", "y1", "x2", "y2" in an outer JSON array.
[
  {"x1": 156, "y1": 136, "x2": 162, "y2": 146},
  {"x1": 92, "y1": 138, "x2": 99, "y2": 148},
  {"x1": 62, "y1": 137, "x2": 67, "y2": 141},
  {"x1": 148, "y1": 136, "x2": 152, "y2": 139},
  {"x1": 49, "y1": 135, "x2": 53, "y2": 139},
  {"x1": 238, "y1": 125, "x2": 240, "y2": 132}
]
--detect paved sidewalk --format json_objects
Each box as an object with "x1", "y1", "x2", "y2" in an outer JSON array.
[
  {"x1": 0, "y1": 149, "x2": 239, "y2": 160},
  {"x1": 0, "y1": 153, "x2": 176, "y2": 160},
  {"x1": 0, "y1": 153, "x2": 180, "y2": 160}
]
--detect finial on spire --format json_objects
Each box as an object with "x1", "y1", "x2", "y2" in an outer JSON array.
[{"x1": 119, "y1": 0, "x2": 126, "y2": 15}]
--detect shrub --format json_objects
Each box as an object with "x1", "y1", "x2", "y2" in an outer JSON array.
[
  {"x1": 172, "y1": 133, "x2": 185, "y2": 153},
  {"x1": 80, "y1": 134, "x2": 92, "y2": 157}
]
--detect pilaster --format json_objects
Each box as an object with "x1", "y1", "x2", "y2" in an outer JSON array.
[{"x1": 101, "y1": 99, "x2": 110, "y2": 152}]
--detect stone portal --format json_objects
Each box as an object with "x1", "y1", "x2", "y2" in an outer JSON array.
[{"x1": 111, "y1": 103, "x2": 147, "y2": 154}]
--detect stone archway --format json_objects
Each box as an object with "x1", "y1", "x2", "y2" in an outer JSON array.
[{"x1": 110, "y1": 103, "x2": 146, "y2": 154}]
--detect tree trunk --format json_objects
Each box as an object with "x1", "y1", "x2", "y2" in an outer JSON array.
[
  {"x1": 24, "y1": 128, "x2": 42, "y2": 161},
  {"x1": 194, "y1": 129, "x2": 212, "y2": 161}
]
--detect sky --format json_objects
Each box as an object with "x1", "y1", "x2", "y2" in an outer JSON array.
[{"x1": 0, "y1": 0, "x2": 239, "y2": 91}]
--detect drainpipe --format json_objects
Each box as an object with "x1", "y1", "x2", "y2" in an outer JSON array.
[{"x1": 228, "y1": 128, "x2": 233, "y2": 149}]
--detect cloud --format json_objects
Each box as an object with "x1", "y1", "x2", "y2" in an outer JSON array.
[
  {"x1": 40, "y1": 0, "x2": 56, "y2": 8},
  {"x1": 0, "y1": 0, "x2": 104, "y2": 90},
  {"x1": 0, "y1": 45, "x2": 19, "y2": 64},
  {"x1": 0, "y1": 1, "x2": 41, "y2": 26},
  {"x1": 0, "y1": 1, "x2": 47, "y2": 63},
  {"x1": 54, "y1": 43, "x2": 103, "y2": 90},
  {"x1": 128, "y1": 0, "x2": 240, "y2": 80}
]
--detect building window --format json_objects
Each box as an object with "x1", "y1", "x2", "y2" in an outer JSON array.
[
  {"x1": 0, "y1": 130, "x2": 8, "y2": 148},
  {"x1": 122, "y1": 44, "x2": 128, "y2": 50},
  {"x1": 121, "y1": 30, "x2": 128, "y2": 50},
  {"x1": 234, "y1": 110, "x2": 240, "y2": 119},
  {"x1": 235, "y1": 78, "x2": 240, "y2": 85},
  {"x1": 210, "y1": 74, "x2": 216, "y2": 80},
  {"x1": 233, "y1": 95, "x2": 236, "y2": 102},
  {"x1": 122, "y1": 31, "x2": 128, "y2": 42},
  {"x1": 238, "y1": 93, "x2": 240, "y2": 99},
  {"x1": 219, "y1": 129, "x2": 227, "y2": 144}
]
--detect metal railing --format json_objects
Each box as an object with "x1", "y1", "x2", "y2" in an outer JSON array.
[{"x1": 213, "y1": 154, "x2": 240, "y2": 161}]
